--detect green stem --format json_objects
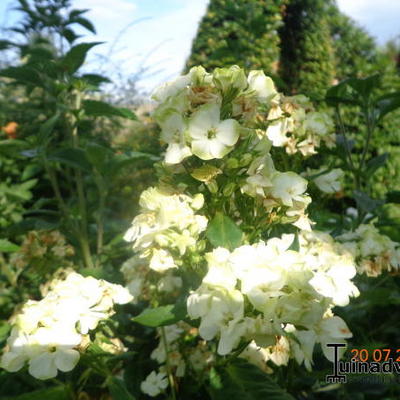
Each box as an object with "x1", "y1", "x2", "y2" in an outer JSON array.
[
  {"x1": 335, "y1": 107, "x2": 356, "y2": 176},
  {"x1": 71, "y1": 91, "x2": 94, "y2": 269},
  {"x1": 95, "y1": 177, "x2": 107, "y2": 267},
  {"x1": 44, "y1": 159, "x2": 68, "y2": 215},
  {"x1": 359, "y1": 108, "x2": 374, "y2": 174},
  {"x1": 161, "y1": 327, "x2": 177, "y2": 400}
]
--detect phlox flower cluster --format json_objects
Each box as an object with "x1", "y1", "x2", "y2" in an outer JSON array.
[
  {"x1": 153, "y1": 66, "x2": 314, "y2": 231},
  {"x1": 266, "y1": 95, "x2": 335, "y2": 156},
  {"x1": 9, "y1": 230, "x2": 74, "y2": 272},
  {"x1": 122, "y1": 65, "x2": 360, "y2": 382},
  {"x1": 124, "y1": 187, "x2": 207, "y2": 272},
  {"x1": 121, "y1": 256, "x2": 183, "y2": 301},
  {"x1": 142, "y1": 325, "x2": 185, "y2": 397},
  {"x1": 187, "y1": 232, "x2": 358, "y2": 370},
  {"x1": 153, "y1": 66, "x2": 334, "y2": 165},
  {"x1": 337, "y1": 224, "x2": 400, "y2": 277},
  {"x1": 1, "y1": 272, "x2": 132, "y2": 380},
  {"x1": 142, "y1": 324, "x2": 215, "y2": 397}
]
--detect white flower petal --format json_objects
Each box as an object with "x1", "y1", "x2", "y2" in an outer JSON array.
[
  {"x1": 29, "y1": 352, "x2": 57, "y2": 380},
  {"x1": 55, "y1": 348, "x2": 80, "y2": 372},
  {"x1": 216, "y1": 119, "x2": 239, "y2": 146},
  {"x1": 165, "y1": 143, "x2": 192, "y2": 164},
  {"x1": 189, "y1": 104, "x2": 220, "y2": 139}
]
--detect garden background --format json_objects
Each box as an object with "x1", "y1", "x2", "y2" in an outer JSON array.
[{"x1": 0, "y1": 1, "x2": 400, "y2": 399}]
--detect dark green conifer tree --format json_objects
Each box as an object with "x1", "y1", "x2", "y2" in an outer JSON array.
[
  {"x1": 278, "y1": 0, "x2": 335, "y2": 100},
  {"x1": 185, "y1": 0, "x2": 286, "y2": 74}
]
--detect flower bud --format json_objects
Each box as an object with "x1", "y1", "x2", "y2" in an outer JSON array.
[
  {"x1": 239, "y1": 153, "x2": 253, "y2": 167},
  {"x1": 192, "y1": 194, "x2": 205, "y2": 210},
  {"x1": 223, "y1": 182, "x2": 236, "y2": 197},
  {"x1": 213, "y1": 66, "x2": 247, "y2": 93},
  {"x1": 206, "y1": 180, "x2": 218, "y2": 194},
  {"x1": 226, "y1": 158, "x2": 239, "y2": 169}
]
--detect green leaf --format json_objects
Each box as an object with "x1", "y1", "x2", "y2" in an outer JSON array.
[
  {"x1": 83, "y1": 100, "x2": 137, "y2": 120},
  {"x1": 0, "y1": 239, "x2": 20, "y2": 253},
  {"x1": 1, "y1": 386, "x2": 70, "y2": 400},
  {"x1": 21, "y1": 164, "x2": 42, "y2": 180},
  {"x1": 61, "y1": 42, "x2": 102, "y2": 74},
  {"x1": 61, "y1": 28, "x2": 79, "y2": 44},
  {"x1": 81, "y1": 73, "x2": 111, "y2": 87},
  {"x1": 48, "y1": 148, "x2": 91, "y2": 172},
  {"x1": 80, "y1": 268, "x2": 110, "y2": 280},
  {"x1": 0, "y1": 66, "x2": 41, "y2": 86},
  {"x1": 107, "y1": 377, "x2": 136, "y2": 400},
  {"x1": 0, "y1": 139, "x2": 28, "y2": 154},
  {"x1": 0, "y1": 321, "x2": 11, "y2": 342},
  {"x1": 37, "y1": 112, "x2": 60, "y2": 146},
  {"x1": 0, "y1": 40, "x2": 15, "y2": 50},
  {"x1": 354, "y1": 190, "x2": 383, "y2": 213},
  {"x1": 365, "y1": 153, "x2": 389, "y2": 177},
  {"x1": 347, "y1": 74, "x2": 381, "y2": 100},
  {"x1": 133, "y1": 302, "x2": 187, "y2": 327},
  {"x1": 69, "y1": 9, "x2": 89, "y2": 19},
  {"x1": 86, "y1": 142, "x2": 113, "y2": 170},
  {"x1": 72, "y1": 17, "x2": 96, "y2": 34},
  {"x1": 206, "y1": 212, "x2": 243, "y2": 250},
  {"x1": 374, "y1": 92, "x2": 400, "y2": 121},
  {"x1": 326, "y1": 75, "x2": 381, "y2": 106},
  {"x1": 107, "y1": 151, "x2": 159, "y2": 177},
  {"x1": 3, "y1": 179, "x2": 37, "y2": 201},
  {"x1": 386, "y1": 191, "x2": 400, "y2": 204},
  {"x1": 209, "y1": 359, "x2": 295, "y2": 400},
  {"x1": 326, "y1": 80, "x2": 358, "y2": 106}
]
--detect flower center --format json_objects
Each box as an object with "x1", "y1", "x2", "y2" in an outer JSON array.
[{"x1": 207, "y1": 128, "x2": 217, "y2": 139}]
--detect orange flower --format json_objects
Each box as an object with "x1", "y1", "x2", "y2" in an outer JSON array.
[{"x1": 2, "y1": 121, "x2": 18, "y2": 139}]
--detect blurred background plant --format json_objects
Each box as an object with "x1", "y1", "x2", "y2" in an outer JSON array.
[{"x1": 0, "y1": 1, "x2": 161, "y2": 397}]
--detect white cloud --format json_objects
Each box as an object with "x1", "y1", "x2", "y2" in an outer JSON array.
[
  {"x1": 77, "y1": 0, "x2": 137, "y2": 26},
  {"x1": 337, "y1": 0, "x2": 400, "y2": 44},
  {"x1": 75, "y1": 0, "x2": 209, "y2": 93}
]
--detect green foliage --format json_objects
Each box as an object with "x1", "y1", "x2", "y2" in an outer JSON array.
[
  {"x1": 209, "y1": 359, "x2": 295, "y2": 400},
  {"x1": 0, "y1": 385, "x2": 71, "y2": 400},
  {"x1": 83, "y1": 99, "x2": 138, "y2": 120},
  {"x1": 0, "y1": 2, "x2": 155, "y2": 398},
  {"x1": 132, "y1": 302, "x2": 187, "y2": 328},
  {"x1": 107, "y1": 377, "x2": 136, "y2": 400},
  {"x1": 0, "y1": 240, "x2": 20, "y2": 253},
  {"x1": 206, "y1": 212, "x2": 243, "y2": 250},
  {"x1": 185, "y1": 0, "x2": 286, "y2": 74},
  {"x1": 279, "y1": 0, "x2": 335, "y2": 99}
]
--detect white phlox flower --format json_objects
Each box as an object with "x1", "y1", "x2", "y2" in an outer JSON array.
[
  {"x1": 124, "y1": 188, "x2": 207, "y2": 272},
  {"x1": 189, "y1": 103, "x2": 240, "y2": 160},
  {"x1": 269, "y1": 172, "x2": 308, "y2": 207},
  {"x1": 337, "y1": 223, "x2": 400, "y2": 276},
  {"x1": 1, "y1": 272, "x2": 132, "y2": 379},
  {"x1": 141, "y1": 370, "x2": 169, "y2": 397},
  {"x1": 311, "y1": 168, "x2": 344, "y2": 194}
]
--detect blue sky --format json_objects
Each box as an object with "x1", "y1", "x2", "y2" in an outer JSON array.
[{"x1": 1, "y1": 0, "x2": 399, "y2": 93}]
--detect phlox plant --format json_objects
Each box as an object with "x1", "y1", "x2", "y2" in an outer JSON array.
[{"x1": 119, "y1": 65, "x2": 400, "y2": 399}]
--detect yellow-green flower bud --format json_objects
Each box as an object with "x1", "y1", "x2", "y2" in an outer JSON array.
[
  {"x1": 213, "y1": 66, "x2": 247, "y2": 93},
  {"x1": 206, "y1": 180, "x2": 218, "y2": 194},
  {"x1": 223, "y1": 182, "x2": 236, "y2": 197},
  {"x1": 239, "y1": 153, "x2": 253, "y2": 167},
  {"x1": 226, "y1": 158, "x2": 239, "y2": 169}
]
